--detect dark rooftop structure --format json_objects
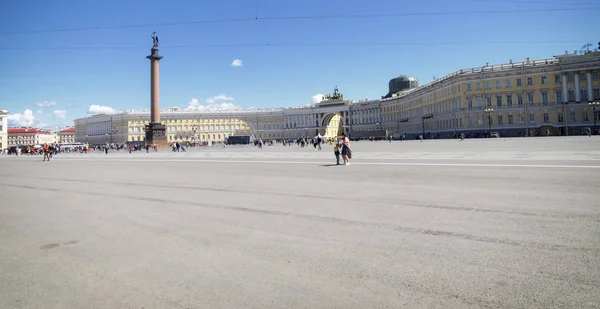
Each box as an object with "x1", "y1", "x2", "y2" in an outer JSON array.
[{"x1": 383, "y1": 75, "x2": 419, "y2": 98}]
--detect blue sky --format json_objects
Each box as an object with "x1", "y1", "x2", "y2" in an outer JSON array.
[{"x1": 0, "y1": 0, "x2": 598, "y2": 128}]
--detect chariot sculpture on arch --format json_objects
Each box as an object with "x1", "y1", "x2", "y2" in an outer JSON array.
[{"x1": 331, "y1": 85, "x2": 343, "y2": 100}]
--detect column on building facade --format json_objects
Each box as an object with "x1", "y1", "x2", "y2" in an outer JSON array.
[
  {"x1": 343, "y1": 111, "x2": 348, "y2": 127},
  {"x1": 574, "y1": 73, "x2": 580, "y2": 102},
  {"x1": 587, "y1": 71, "x2": 593, "y2": 101},
  {"x1": 562, "y1": 74, "x2": 568, "y2": 103}
]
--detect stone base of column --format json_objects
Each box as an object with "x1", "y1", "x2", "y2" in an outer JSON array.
[{"x1": 145, "y1": 123, "x2": 169, "y2": 149}]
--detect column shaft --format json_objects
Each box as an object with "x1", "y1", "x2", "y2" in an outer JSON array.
[
  {"x1": 587, "y1": 72, "x2": 593, "y2": 101},
  {"x1": 562, "y1": 74, "x2": 568, "y2": 102},
  {"x1": 151, "y1": 60, "x2": 160, "y2": 123},
  {"x1": 575, "y1": 73, "x2": 581, "y2": 102}
]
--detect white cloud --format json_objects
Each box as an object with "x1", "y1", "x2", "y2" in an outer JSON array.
[
  {"x1": 37, "y1": 101, "x2": 56, "y2": 107},
  {"x1": 186, "y1": 100, "x2": 239, "y2": 111},
  {"x1": 54, "y1": 110, "x2": 67, "y2": 119},
  {"x1": 88, "y1": 105, "x2": 116, "y2": 114},
  {"x1": 231, "y1": 59, "x2": 243, "y2": 67},
  {"x1": 188, "y1": 98, "x2": 201, "y2": 107},
  {"x1": 7, "y1": 109, "x2": 38, "y2": 127},
  {"x1": 312, "y1": 94, "x2": 325, "y2": 104},
  {"x1": 186, "y1": 102, "x2": 239, "y2": 111},
  {"x1": 206, "y1": 94, "x2": 234, "y2": 104}
]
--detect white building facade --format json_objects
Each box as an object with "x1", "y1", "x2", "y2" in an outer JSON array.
[
  {"x1": 7, "y1": 128, "x2": 55, "y2": 146},
  {"x1": 0, "y1": 110, "x2": 7, "y2": 151},
  {"x1": 58, "y1": 127, "x2": 76, "y2": 143}
]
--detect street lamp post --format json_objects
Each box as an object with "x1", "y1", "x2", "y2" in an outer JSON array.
[
  {"x1": 111, "y1": 126, "x2": 118, "y2": 144},
  {"x1": 142, "y1": 125, "x2": 149, "y2": 147},
  {"x1": 85, "y1": 135, "x2": 88, "y2": 145},
  {"x1": 397, "y1": 118, "x2": 409, "y2": 138},
  {"x1": 421, "y1": 114, "x2": 433, "y2": 139},
  {"x1": 564, "y1": 100, "x2": 569, "y2": 136},
  {"x1": 192, "y1": 126, "x2": 198, "y2": 146},
  {"x1": 484, "y1": 108, "x2": 494, "y2": 137},
  {"x1": 589, "y1": 101, "x2": 600, "y2": 135}
]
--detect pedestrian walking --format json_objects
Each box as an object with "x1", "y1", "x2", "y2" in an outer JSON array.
[
  {"x1": 340, "y1": 133, "x2": 352, "y2": 165},
  {"x1": 333, "y1": 143, "x2": 341, "y2": 165},
  {"x1": 43, "y1": 144, "x2": 51, "y2": 161}
]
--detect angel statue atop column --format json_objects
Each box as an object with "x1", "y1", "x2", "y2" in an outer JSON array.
[{"x1": 151, "y1": 31, "x2": 159, "y2": 47}]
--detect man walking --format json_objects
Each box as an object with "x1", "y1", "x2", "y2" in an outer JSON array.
[{"x1": 43, "y1": 144, "x2": 51, "y2": 162}]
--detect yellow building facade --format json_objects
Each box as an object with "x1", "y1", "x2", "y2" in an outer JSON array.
[
  {"x1": 381, "y1": 51, "x2": 600, "y2": 138},
  {"x1": 74, "y1": 108, "x2": 286, "y2": 145}
]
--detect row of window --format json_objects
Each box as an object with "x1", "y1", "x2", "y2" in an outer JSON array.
[
  {"x1": 128, "y1": 124, "x2": 253, "y2": 133},
  {"x1": 466, "y1": 88, "x2": 600, "y2": 109},
  {"x1": 466, "y1": 110, "x2": 597, "y2": 127},
  {"x1": 159, "y1": 118, "x2": 247, "y2": 124},
  {"x1": 390, "y1": 110, "x2": 599, "y2": 131},
  {"x1": 466, "y1": 72, "x2": 600, "y2": 91},
  {"x1": 380, "y1": 88, "x2": 600, "y2": 122},
  {"x1": 128, "y1": 132, "x2": 285, "y2": 142}
]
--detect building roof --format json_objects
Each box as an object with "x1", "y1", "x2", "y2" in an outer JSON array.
[
  {"x1": 60, "y1": 127, "x2": 75, "y2": 133},
  {"x1": 8, "y1": 128, "x2": 52, "y2": 134}
]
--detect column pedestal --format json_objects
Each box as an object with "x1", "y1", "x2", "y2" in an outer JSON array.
[{"x1": 145, "y1": 123, "x2": 168, "y2": 149}]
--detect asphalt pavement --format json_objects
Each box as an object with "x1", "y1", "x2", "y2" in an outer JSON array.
[{"x1": 1, "y1": 137, "x2": 599, "y2": 308}]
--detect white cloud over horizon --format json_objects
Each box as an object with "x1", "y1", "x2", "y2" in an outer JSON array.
[
  {"x1": 36, "y1": 101, "x2": 56, "y2": 107},
  {"x1": 88, "y1": 105, "x2": 116, "y2": 114},
  {"x1": 206, "y1": 94, "x2": 234, "y2": 104},
  {"x1": 7, "y1": 109, "x2": 38, "y2": 127},
  {"x1": 187, "y1": 95, "x2": 239, "y2": 111},
  {"x1": 231, "y1": 59, "x2": 243, "y2": 67},
  {"x1": 312, "y1": 94, "x2": 325, "y2": 104},
  {"x1": 188, "y1": 98, "x2": 201, "y2": 107},
  {"x1": 54, "y1": 110, "x2": 67, "y2": 119}
]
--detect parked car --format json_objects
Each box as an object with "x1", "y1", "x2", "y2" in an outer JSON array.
[{"x1": 490, "y1": 132, "x2": 500, "y2": 138}]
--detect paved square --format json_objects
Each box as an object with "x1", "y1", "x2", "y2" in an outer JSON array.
[{"x1": 1, "y1": 137, "x2": 599, "y2": 308}]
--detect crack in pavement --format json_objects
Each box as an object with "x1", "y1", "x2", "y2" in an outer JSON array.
[
  {"x1": 1, "y1": 174, "x2": 597, "y2": 222},
  {"x1": 3, "y1": 183, "x2": 598, "y2": 254}
]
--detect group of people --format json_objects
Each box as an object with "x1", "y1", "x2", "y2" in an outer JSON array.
[
  {"x1": 254, "y1": 134, "x2": 353, "y2": 165},
  {"x1": 171, "y1": 142, "x2": 186, "y2": 152},
  {"x1": 333, "y1": 133, "x2": 352, "y2": 165},
  {"x1": 9, "y1": 144, "x2": 56, "y2": 160}
]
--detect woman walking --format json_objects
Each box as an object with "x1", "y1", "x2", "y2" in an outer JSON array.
[{"x1": 340, "y1": 133, "x2": 352, "y2": 165}]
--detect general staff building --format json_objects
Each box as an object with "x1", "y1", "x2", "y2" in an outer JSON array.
[{"x1": 74, "y1": 50, "x2": 600, "y2": 144}]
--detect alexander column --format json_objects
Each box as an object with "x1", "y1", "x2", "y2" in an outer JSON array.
[{"x1": 145, "y1": 31, "x2": 168, "y2": 148}]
